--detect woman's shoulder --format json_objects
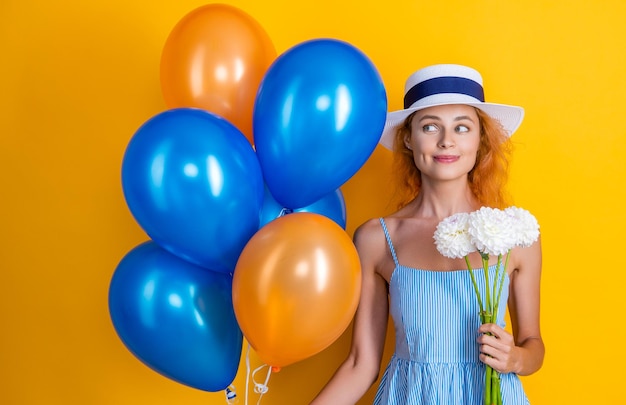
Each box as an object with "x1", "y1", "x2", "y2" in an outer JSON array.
[
  {"x1": 354, "y1": 218, "x2": 393, "y2": 257},
  {"x1": 353, "y1": 215, "x2": 404, "y2": 239},
  {"x1": 353, "y1": 217, "x2": 384, "y2": 243},
  {"x1": 353, "y1": 217, "x2": 395, "y2": 280},
  {"x1": 508, "y1": 234, "x2": 542, "y2": 274}
]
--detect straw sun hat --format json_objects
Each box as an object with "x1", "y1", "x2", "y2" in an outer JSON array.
[{"x1": 379, "y1": 64, "x2": 524, "y2": 149}]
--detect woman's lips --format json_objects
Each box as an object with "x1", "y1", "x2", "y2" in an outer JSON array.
[{"x1": 433, "y1": 155, "x2": 460, "y2": 163}]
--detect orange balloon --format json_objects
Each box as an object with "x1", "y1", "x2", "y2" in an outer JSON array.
[
  {"x1": 160, "y1": 4, "x2": 276, "y2": 144},
  {"x1": 232, "y1": 213, "x2": 362, "y2": 368}
]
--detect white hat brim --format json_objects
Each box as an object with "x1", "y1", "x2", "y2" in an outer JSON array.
[{"x1": 379, "y1": 101, "x2": 524, "y2": 150}]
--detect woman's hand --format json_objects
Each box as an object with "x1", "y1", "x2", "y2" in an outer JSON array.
[{"x1": 477, "y1": 323, "x2": 520, "y2": 374}]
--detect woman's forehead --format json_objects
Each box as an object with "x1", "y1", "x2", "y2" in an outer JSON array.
[{"x1": 413, "y1": 104, "x2": 479, "y2": 119}]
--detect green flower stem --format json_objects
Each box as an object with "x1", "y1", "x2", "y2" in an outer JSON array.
[
  {"x1": 481, "y1": 254, "x2": 492, "y2": 316},
  {"x1": 498, "y1": 373, "x2": 502, "y2": 405},
  {"x1": 482, "y1": 312, "x2": 492, "y2": 326},
  {"x1": 492, "y1": 255, "x2": 502, "y2": 314},
  {"x1": 472, "y1": 253, "x2": 504, "y2": 405},
  {"x1": 484, "y1": 365, "x2": 492, "y2": 405},
  {"x1": 464, "y1": 256, "x2": 484, "y2": 311},
  {"x1": 493, "y1": 252, "x2": 510, "y2": 322},
  {"x1": 481, "y1": 252, "x2": 497, "y2": 405},
  {"x1": 491, "y1": 255, "x2": 508, "y2": 405},
  {"x1": 491, "y1": 369, "x2": 501, "y2": 405}
]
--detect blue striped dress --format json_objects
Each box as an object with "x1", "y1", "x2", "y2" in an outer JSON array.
[{"x1": 374, "y1": 218, "x2": 529, "y2": 404}]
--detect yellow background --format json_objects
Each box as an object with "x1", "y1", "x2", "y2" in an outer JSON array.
[{"x1": 2, "y1": 0, "x2": 624, "y2": 404}]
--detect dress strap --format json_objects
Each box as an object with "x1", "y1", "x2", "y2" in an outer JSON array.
[{"x1": 379, "y1": 218, "x2": 400, "y2": 267}]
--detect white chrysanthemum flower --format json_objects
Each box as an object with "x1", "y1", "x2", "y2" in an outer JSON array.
[
  {"x1": 433, "y1": 212, "x2": 476, "y2": 259},
  {"x1": 504, "y1": 206, "x2": 540, "y2": 248},
  {"x1": 468, "y1": 207, "x2": 517, "y2": 256}
]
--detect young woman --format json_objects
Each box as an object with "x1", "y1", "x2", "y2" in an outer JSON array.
[{"x1": 311, "y1": 64, "x2": 544, "y2": 404}]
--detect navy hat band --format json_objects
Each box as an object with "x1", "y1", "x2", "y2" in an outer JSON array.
[{"x1": 404, "y1": 76, "x2": 485, "y2": 109}]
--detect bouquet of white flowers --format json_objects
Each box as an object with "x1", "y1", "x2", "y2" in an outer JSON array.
[{"x1": 433, "y1": 206, "x2": 540, "y2": 405}]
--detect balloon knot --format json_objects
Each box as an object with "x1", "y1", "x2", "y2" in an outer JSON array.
[
  {"x1": 254, "y1": 383, "x2": 269, "y2": 394},
  {"x1": 278, "y1": 208, "x2": 293, "y2": 217},
  {"x1": 225, "y1": 384, "x2": 238, "y2": 404}
]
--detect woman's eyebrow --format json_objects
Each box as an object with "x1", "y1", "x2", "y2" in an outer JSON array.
[
  {"x1": 454, "y1": 115, "x2": 476, "y2": 123},
  {"x1": 417, "y1": 114, "x2": 440, "y2": 122}
]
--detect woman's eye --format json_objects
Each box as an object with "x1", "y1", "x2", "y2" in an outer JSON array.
[
  {"x1": 422, "y1": 124, "x2": 438, "y2": 133},
  {"x1": 456, "y1": 125, "x2": 470, "y2": 133}
]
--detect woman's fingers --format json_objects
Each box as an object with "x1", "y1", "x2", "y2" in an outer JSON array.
[{"x1": 477, "y1": 324, "x2": 516, "y2": 373}]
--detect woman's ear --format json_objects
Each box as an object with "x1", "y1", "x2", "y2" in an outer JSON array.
[
  {"x1": 400, "y1": 112, "x2": 415, "y2": 151},
  {"x1": 404, "y1": 136, "x2": 412, "y2": 151}
]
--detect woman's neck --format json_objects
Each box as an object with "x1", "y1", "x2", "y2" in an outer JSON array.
[{"x1": 409, "y1": 179, "x2": 480, "y2": 220}]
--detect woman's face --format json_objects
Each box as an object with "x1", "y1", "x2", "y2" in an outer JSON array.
[{"x1": 405, "y1": 104, "x2": 481, "y2": 182}]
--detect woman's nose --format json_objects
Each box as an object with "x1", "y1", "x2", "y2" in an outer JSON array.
[{"x1": 437, "y1": 131, "x2": 455, "y2": 148}]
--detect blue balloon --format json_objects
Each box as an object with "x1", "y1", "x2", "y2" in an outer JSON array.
[
  {"x1": 253, "y1": 38, "x2": 387, "y2": 209},
  {"x1": 122, "y1": 108, "x2": 264, "y2": 273},
  {"x1": 109, "y1": 241, "x2": 243, "y2": 392},
  {"x1": 259, "y1": 186, "x2": 347, "y2": 229}
]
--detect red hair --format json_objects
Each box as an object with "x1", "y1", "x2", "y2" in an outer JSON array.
[{"x1": 391, "y1": 108, "x2": 514, "y2": 209}]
